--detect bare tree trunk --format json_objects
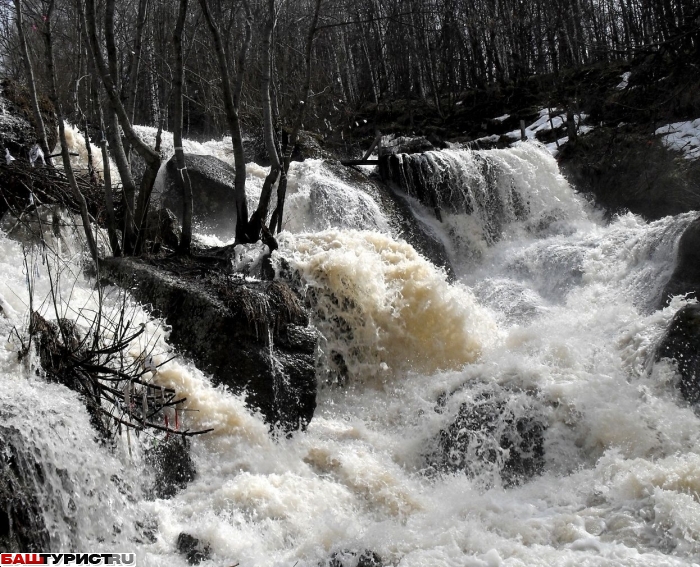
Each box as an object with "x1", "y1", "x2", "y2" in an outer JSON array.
[
  {"x1": 85, "y1": 0, "x2": 161, "y2": 252},
  {"x1": 249, "y1": 0, "x2": 281, "y2": 240},
  {"x1": 13, "y1": 0, "x2": 52, "y2": 164},
  {"x1": 124, "y1": 0, "x2": 149, "y2": 125},
  {"x1": 198, "y1": 0, "x2": 252, "y2": 243},
  {"x1": 79, "y1": 0, "x2": 137, "y2": 253},
  {"x1": 270, "y1": 0, "x2": 322, "y2": 234},
  {"x1": 43, "y1": 0, "x2": 98, "y2": 263},
  {"x1": 172, "y1": 0, "x2": 192, "y2": 254}
]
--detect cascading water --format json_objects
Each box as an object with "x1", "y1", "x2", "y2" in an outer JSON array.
[
  {"x1": 2, "y1": 139, "x2": 700, "y2": 566},
  {"x1": 381, "y1": 144, "x2": 588, "y2": 267}
]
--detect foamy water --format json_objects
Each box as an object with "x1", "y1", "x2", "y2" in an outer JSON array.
[{"x1": 2, "y1": 141, "x2": 700, "y2": 566}]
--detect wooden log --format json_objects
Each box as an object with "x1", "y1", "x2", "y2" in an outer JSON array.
[{"x1": 340, "y1": 159, "x2": 380, "y2": 166}]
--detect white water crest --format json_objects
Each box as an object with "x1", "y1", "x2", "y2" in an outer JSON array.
[
  {"x1": 384, "y1": 143, "x2": 590, "y2": 268},
  {"x1": 2, "y1": 141, "x2": 700, "y2": 566}
]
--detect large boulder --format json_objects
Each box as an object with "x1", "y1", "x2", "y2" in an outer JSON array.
[
  {"x1": 656, "y1": 304, "x2": 700, "y2": 404},
  {"x1": 0, "y1": 426, "x2": 50, "y2": 553},
  {"x1": 661, "y1": 216, "x2": 700, "y2": 305},
  {"x1": 160, "y1": 154, "x2": 238, "y2": 236},
  {"x1": 146, "y1": 437, "x2": 196, "y2": 499},
  {"x1": 427, "y1": 388, "x2": 546, "y2": 486},
  {"x1": 101, "y1": 257, "x2": 317, "y2": 431}
]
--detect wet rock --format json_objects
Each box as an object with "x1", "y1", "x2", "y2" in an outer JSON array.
[
  {"x1": 101, "y1": 257, "x2": 317, "y2": 431},
  {"x1": 379, "y1": 135, "x2": 435, "y2": 155},
  {"x1": 324, "y1": 550, "x2": 384, "y2": 567},
  {"x1": 0, "y1": 426, "x2": 50, "y2": 553},
  {"x1": 428, "y1": 389, "x2": 546, "y2": 486},
  {"x1": 160, "y1": 153, "x2": 239, "y2": 237},
  {"x1": 146, "y1": 436, "x2": 196, "y2": 499},
  {"x1": 176, "y1": 533, "x2": 210, "y2": 565},
  {"x1": 290, "y1": 130, "x2": 331, "y2": 161},
  {"x1": 661, "y1": 216, "x2": 700, "y2": 305},
  {"x1": 141, "y1": 207, "x2": 181, "y2": 252},
  {"x1": 656, "y1": 304, "x2": 700, "y2": 404}
]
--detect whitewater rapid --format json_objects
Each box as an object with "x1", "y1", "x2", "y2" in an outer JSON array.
[{"x1": 2, "y1": 140, "x2": 700, "y2": 566}]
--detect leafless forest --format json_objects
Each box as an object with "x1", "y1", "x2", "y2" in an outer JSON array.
[{"x1": 0, "y1": 0, "x2": 697, "y2": 255}]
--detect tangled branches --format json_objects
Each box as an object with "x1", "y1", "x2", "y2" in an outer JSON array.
[
  {"x1": 0, "y1": 160, "x2": 104, "y2": 221},
  {"x1": 14, "y1": 246, "x2": 212, "y2": 443}
]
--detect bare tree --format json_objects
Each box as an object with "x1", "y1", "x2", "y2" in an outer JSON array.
[
  {"x1": 172, "y1": 0, "x2": 193, "y2": 253},
  {"x1": 41, "y1": 0, "x2": 98, "y2": 263},
  {"x1": 12, "y1": 0, "x2": 52, "y2": 163},
  {"x1": 198, "y1": 0, "x2": 252, "y2": 244}
]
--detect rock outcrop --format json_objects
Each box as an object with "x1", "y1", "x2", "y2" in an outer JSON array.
[
  {"x1": 146, "y1": 437, "x2": 196, "y2": 499},
  {"x1": 661, "y1": 215, "x2": 700, "y2": 305},
  {"x1": 101, "y1": 257, "x2": 317, "y2": 431},
  {"x1": 656, "y1": 303, "x2": 700, "y2": 404}
]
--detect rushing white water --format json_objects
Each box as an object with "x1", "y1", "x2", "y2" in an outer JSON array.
[{"x1": 2, "y1": 141, "x2": 700, "y2": 566}]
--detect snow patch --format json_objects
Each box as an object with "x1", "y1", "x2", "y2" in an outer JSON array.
[{"x1": 655, "y1": 119, "x2": 700, "y2": 160}]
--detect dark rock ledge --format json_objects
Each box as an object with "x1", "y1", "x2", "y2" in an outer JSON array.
[{"x1": 101, "y1": 256, "x2": 317, "y2": 432}]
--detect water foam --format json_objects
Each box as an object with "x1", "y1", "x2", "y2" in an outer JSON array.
[
  {"x1": 3, "y1": 140, "x2": 700, "y2": 566},
  {"x1": 384, "y1": 142, "x2": 590, "y2": 265},
  {"x1": 278, "y1": 230, "x2": 498, "y2": 382}
]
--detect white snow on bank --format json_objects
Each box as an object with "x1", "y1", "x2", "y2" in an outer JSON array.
[
  {"x1": 133, "y1": 125, "x2": 236, "y2": 166},
  {"x1": 474, "y1": 108, "x2": 592, "y2": 157},
  {"x1": 655, "y1": 119, "x2": 700, "y2": 160}
]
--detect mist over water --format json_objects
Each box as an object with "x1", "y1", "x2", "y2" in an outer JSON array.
[{"x1": 2, "y1": 141, "x2": 700, "y2": 566}]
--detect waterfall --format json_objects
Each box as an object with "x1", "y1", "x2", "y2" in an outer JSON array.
[
  {"x1": 2, "y1": 139, "x2": 699, "y2": 566},
  {"x1": 381, "y1": 143, "x2": 588, "y2": 266}
]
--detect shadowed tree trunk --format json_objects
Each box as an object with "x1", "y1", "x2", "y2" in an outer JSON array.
[
  {"x1": 172, "y1": 0, "x2": 193, "y2": 253},
  {"x1": 43, "y1": 0, "x2": 98, "y2": 263},
  {"x1": 124, "y1": 0, "x2": 149, "y2": 125},
  {"x1": 84, "y1": 0, "x2": 161, "y2": 253},
  {"x1": 79, "y1": 0, "x2": 137, "y2": 253},
  {"x1": 248, "y1": 0, "x2": 280, "y2": 242},
  {"x1": 13, "y1": 0, "x2": 52, "y2": 164},
  {"x1": 86, "y1": 43, "x2": 120, "y2": 257},
  {"x1": 198, "y1": 0, "x2": 252, "y2": 244}
]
